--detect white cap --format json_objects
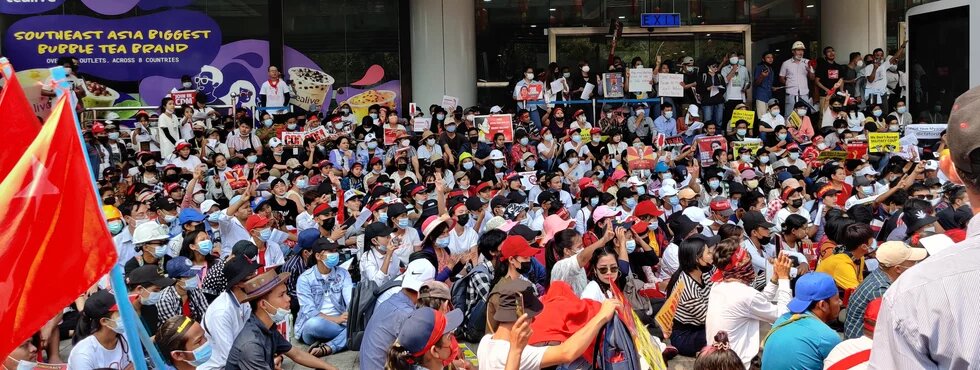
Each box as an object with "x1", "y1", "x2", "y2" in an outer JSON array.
[
  {"x1": 132, "y1": 223, "x2": 170, "y2": 245},
  {"x1": 792, "y1": 41, "x2": 805, "y2": 50},
  {"x1": 627, "y1": 176, "x2": 644, "y2": 186},
  {"x1": 856, "y1": 166, "x2": 879, "y2": 177},
  {"x1": 488, "y1": 149, "x2": 505, "y2": 160},
  {"x1": 682, "y1": 206, "x2": 714, "y2": 227},
  {"x1": 200, "y1": 200, "x2": 219, "y2": 213},
  {"x1": 268, "y1": 137, "x2": 283, "y2": 148},
  {"x1": 688, "y1": 105, "x2": 700, "y2": 118},
  {"x1": 659, "y1": 184, "x2": 678, "y2": 198},
  {"x1": 681, "y1": 56, "x2": 694, "y2": 65},
  {"x1": 402, "y1": 259, "x2": 436, "y2": 291},
  {"x1": 844, "y1": 194, "x2": 877, "y2": 211},
  {"x1": 490, "y1": 105, "x2": 503, "y2": 114},
  {"x1": 365, "y1": 133, "x2": 377, "y2": 142}
]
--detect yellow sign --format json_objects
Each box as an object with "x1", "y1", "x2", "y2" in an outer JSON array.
[
  {"x1": 817, "y1": 150, "x2": 848, "y2": 161},
  {"x1": 729, "y1": 109, "x2": 755, "y2": 128},
  {"x1": 732, "y1": 140, "x2": 762, "y2": 156},
  {"x1": 869, "y1": 132, "x2": 900, "y2": 153},
  {"x1": 654, "y1": 280, "x2": 684, "y2": 338},
  {"x1": 580, "y1": 128, "x2": 593, "y2": 144}
]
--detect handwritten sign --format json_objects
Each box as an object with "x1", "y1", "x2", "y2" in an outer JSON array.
[
  {"x1": 628, "y1": 68, "x2": 653, "y2": 92},
  {"x1": 657, "y1": 73, "x2": 684, "y2": 97},
  {"x1": 280, "y1": 132, "x2": 304, "y2": 147},
  {"x1": 697, "y1": 135, "x2": 728, "y2": 165},
  {"x1": 626, "y1": 146, "x2": 656, "y2": 170},
  {"x1": 304, "y1": 126, "x2": 328, "y2": 144},
  {"x1": 518, "y1": 171, "x2": 538, "y2": 189},
  {"x1": 580, "y1": 128, "x2": 593, "y2": 144},
  {"x1": 441, "y1": 95, "x2": 458, "y2": 112},
  {"x1": 519, "y1": 82, "x2": 543, "y2": 101},
  {"x1": 817, "y1": 150, "x2": 848, "y2": 161},
  {"x1": 171, "y1": 90, "x2": 196, "y2": 106},
  {"x1": 903, "y1": 124, "x2": 946, "y2": 140},
  {"x1": 655, "y1": 280, "x2": 685, "y2": 338},
  {"x1": 730, "y1": 109, "x2": 756, "y2": 128},
  {"x1": 485, "y1": 114, "x2": 514, "y2": 143},
  {"x1": 602, "y1": 73, "x2": 624, "y2": 98},
  {"x1": 413, "y1": 117, "x2": 430, "y2": 132},
  {"x1": 869, "y1": 132, "x2": 900, "y2": 153}
]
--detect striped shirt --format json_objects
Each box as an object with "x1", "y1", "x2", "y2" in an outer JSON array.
[
  {"x1": 870, "y1": 213, "x2": 980, "y2": 369},
  {"x1": 674, "y1": 269, "x2": 713, "y2": 325}
]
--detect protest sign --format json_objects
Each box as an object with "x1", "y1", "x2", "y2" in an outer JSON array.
[
  {"x1": 655, "y1": 280, "x2": 685, "y2": 338},
  {"x1": 602, "y1": 73, "x2": 624, "y2": 98},
  {"x1": 663, "y1": 135, "x2": 684, "y2": 150},
  {"x1": 225, "y1": 166, "x2": 248, "y2": 190},
  {"x1": 383, "y1": 128, "x2": 400, "y2": 146},
  {"x1": 657, "y1": 73, "x2": 684, "y2": 97},
  {"x1": 413, "y1": 117, "x2": 430, "y2": 132},
  {"x1": 626, "y1": 146, "x2": 656, "y2": 170},
  {"x1": 518, "y1": 171, "x2": 538, "y2": 189},
  {"x1": 519, "y1": 82, "x2": 543, "y2": 101},
  {"x1": 280, "y1": 131, "x2": 304, "y2": 147},
  {"x1": 550, "y1": 78, "x2": 565, "y2": 94},
  {"x1": 628, "y1": 68, "x2": 653, "y2": 92},
  {"x1": 817, "y1": 150, "x2": 848, "y2": 161},
  {"x1": 580, "y1": 128, "x2": 592, "y2": 144},
  {"x1": 731, "y1": 139, "x2": 762, "y2": 156},
  {"x1": 580, "y1": 82, "x2": 595, "y2": 99},
  {"x1": 485, "y1": 114, "x2": 514, "y2": 142},
  {"x1": 171, "y1": 90, "x2": 197, "y2": 106},
  {"x1": 441, "y1": 95, "x2": 458, "y2": 112},
  {"x1": 408, "y1": 102, "x2": 417, "y2": 117},
  {"x1": 729, "y1": 109, "x2": 756, "y2": 128},
  {"x1": 847, "y1": 141, "x2": 868, "y2": 160},
  {"x1": 304, "y1": 126, "x2": 328, "y2": 144},
  {"x1": 696, "y1": 135, "x2": 728, "y2": 165},
  {"x1": 868, "y1": 132, "x2": 900, "y2": 153},
  {"x1": 903, "y1": 124, "x2": 946, "y2": 140}
]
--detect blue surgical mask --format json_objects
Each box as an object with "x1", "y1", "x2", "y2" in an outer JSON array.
[
  {"x1": 519, "y1": 137, "x2": 529, "y2": 146},
  {"x1": 262, "y1": 301, "x2": 290, "y2": 324},
  {"x1": 625, "y1": 240, "x2": 637, "y2": 253},
  {"x1": 183, "y1": 276, "x2": 200, "y2": 290},
  {"x1": 367, "y1": 141, "x2": 378, "y2": 150},
  {"x1": 648, "y1": 221, "x2": 659, "y2": 231},
  {"x1": 183, "y1": 341, "x2": 212, "y2": 367},
  {"x1": 590, "y1": 197, "x2": 599, "y2": 207},
  {"x1": 896, "y1": 107, "x2": 907, "y2": 114},
  {"x1": 736, "y1": 129, "x2": 747, "y2": 137},
  {"x1": 108, "y1": 220, "x2": 124, "y2": 235},
  {"x1": 446, "y1": 125, "x2": 457, "y2": 132},
  {"x1": 668, "y1": 196, "x2": 680, "y2": 206},
  {"x1": 436, "y1": 236, "x2": 450, "y2": 248},
  {"x1": 369, "y1": 113, "x2": 379, "y2": 119},
  {"x1": 208, "y1": 212, "x2": 221, "y2": 222},
  {"x1": 708, "y1": 180, "x2": 720, "y2": 189},
  {"x1": 153, "y1": 245, "x2": 167, "y2": 258},
  {"x1": 259, "y1": 228, "x2": 272, "y2": 241},
  {"x1": 777, "y1": 133, "x2": 787, "y2": 141},
  {"x1": 140, "y1": 289, "x2": 163, "y2": 305},
  {"x1": 378, "y1": 212, "x2": 388, "y2": 224},
  {"x1": 437, "y1": 114, "x2": 446, "y2": 120},
  {"x1": 197, "y1": 240, "x2": 213, "y2": 255},
  {"x1": 494, "y1": 160, "x2": 505, "y2": 168},
  {"x1": 325, "y1": 252, "x2": 340, "y2": 268},
  {"x1": 296, "y1": 179, "x2": 309, "y2": 189},
  {"x1": 789, "y1": 152, "x2": 800, "y2": 160},
  {"x1": 626, "y1": 198, "x2": 637, "y2": 209},
  {"x1": 635, "y1": 186, "x2": 645, "y2": 195},
  {"x1": 463, "y1": 162, "x2": 474, "y2": 170},
  {"x1": 262, "y1": 119, "x2": 273, "y2": 127},
  {"x1": 872, "y1": 110, "x2": 883, "y2": 117},
  {"x1": 664, "y1": 111, "x2": 673, "y2": 119},
  {"x1": 398, "y1": 218, "x2": 411, "y2": 229}
]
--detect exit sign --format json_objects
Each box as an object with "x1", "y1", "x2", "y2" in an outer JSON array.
[{"x1": 640, "y1": 13, "x2": 681, "y2": 28}]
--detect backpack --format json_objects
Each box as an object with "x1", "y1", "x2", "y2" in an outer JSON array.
[
  {"x1": 593, "y1": 314, "x2": 642, "y2": 370},
  {"x1": 346, "y1": 277, "x2": 402, "y2": 351},
  {"x1": 450, "y1": 264, "x2": 490, "y2": 342}
]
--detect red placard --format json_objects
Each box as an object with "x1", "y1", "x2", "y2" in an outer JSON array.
[
  {"x1": 171, "y1": 90, "x2": 197, "y2": 106},
  {"x1": 224, "y1": 165, "x2": 248, "y2": 190},
  {"x1": 383, "y1": 128, "x2": 399, "y2": 146},
  {"x1": 304, "y1": 126, "x2": 329, "y2": 144},
  {"x1": 846, "y1": 141, "x2": 868, "y2": 160},
  {"x1": 519, "y1": 83, "x2": 543, "y2": 101},
  {"x1": 626, "y1": 146, "x2": 656, "y2": 170},
  {"x1": 486, "y1": 114, "x2": 514, "y2": 142},
  {"x1": 280, "y1": 131, "x2": 304, "y2": 147},
  {"x1": 696, "y1": 135, "x2": 728, "y2": 166}
]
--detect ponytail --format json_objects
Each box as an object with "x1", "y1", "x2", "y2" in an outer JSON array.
[
  {"x1": 73, "y1": 312, "x2": 104, "y2": 345},
  {"x1": 385, "y1": 343, "x2": 423, "y2": 370}
]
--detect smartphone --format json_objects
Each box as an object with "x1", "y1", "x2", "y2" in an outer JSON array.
[{"x1": 515, "y1": 292, "x2": 525, "y2": 318}]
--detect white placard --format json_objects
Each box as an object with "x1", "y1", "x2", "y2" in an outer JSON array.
[
  {"x1": 441, "y1": 95, "x2": 458, "y2": 112},
  {"x1": 657, "y1": 73, "x2": 685, "y2": 98},
  {"x1": 550, "y1": 78, "x2": 565, "y2": 94},
  {"x1": 628, "y1": 68, "x2": 653, "y2": 92},
  {"x1": 903, "y1": 124, "x2": 946, "y2": 140},
  {"x1": 580, "y1": 82, "x2": 595, "y2": 100},
  {"x1": 413, "y1": 118, "x2": 431, "y2": 132}
]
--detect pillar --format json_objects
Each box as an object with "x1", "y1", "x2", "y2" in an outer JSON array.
[
  {"x1": 410, "y1": 0, "x2": 477, "y2": 112},
  {"x1": 821, "y1": 0, "x2": 887, "y2": 58}
]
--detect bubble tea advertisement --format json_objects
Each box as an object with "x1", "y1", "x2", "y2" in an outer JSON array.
[{"x1": 1, "y1": 0, "x2": 401, "y2": 124}]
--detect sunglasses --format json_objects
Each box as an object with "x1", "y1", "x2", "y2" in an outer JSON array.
[{"x1": 597, "y1": 266, "x2": 619, "y2": 275}]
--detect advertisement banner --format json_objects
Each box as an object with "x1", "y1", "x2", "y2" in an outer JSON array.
[
  {"x1": 868, "y1": 132, "x2": 900, "y2": 153},
  {"x1": 696, "y1": 135, "x2": 728, "y2": 165}
]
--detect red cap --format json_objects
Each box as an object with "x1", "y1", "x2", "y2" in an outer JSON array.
[
  {"x1": 313, "y1": 203, "x2": 330, "y2": 216},
  {"x1": 709, "y1": 198, "x2": 732, "y2": 212},
  {"x1": 499, "y1": 235, "x2": 541, "y2": 260},
  {"x1": 164, "y1": 183, "x2": 181, "y2": 193},
  {"x1": 175, "y1": 141, "x2": 192, "y2": 151},
  {"x1": 475, "y1": 181, "x2": 492, "y2": 193},
  {"x1": 308, "y1": 114, "x2": 320, "y2": 122},
  {"x1": 448, "y1": 190, "x2": 467, "y2": 199},
  {"x1": 590, "y1": 127, "x2": 601, "y2": 134},
  {"x1": 610, "y1": 169, "x2": 628, "y2": 182},
  {"x1": 631, "y1": 221, "x2": 650, "y2": 235},
  {"x1": 367, "y1": 199, "x2": 388, "y2": 212},
  {"x1": 578, "y1": 178, "x2": 595, "y2": 191},
  {"x1": 370, "y1": 157, "x2": 382, "y2": 166},
  {"x1": 633, "y1": 200, "x2": 664, "y2": 217},
  {"x1": 330, "y1": 115, "x2": 342, "y2": 123},
  {"x1": 317, "y1": 160, "x2": 331, "y2": 168},
  {"x1": 573, "y1": 109, "x2": 585, "y2": 118},
  {"x1": 245, "y1": 214, "x2": 270, "y2": 231},
  {"x1": 863, "y1": 297, "x2": 883, "y2": 331},
  {"x1": 92, "y1": 122, "x2": 106, "y2": 134},
  {"x1": 409, "y1": 184, "x2": 426, "y2": 196},
  {"x1": 504, "y1": 172, "x2": 520, "y2": 182}
]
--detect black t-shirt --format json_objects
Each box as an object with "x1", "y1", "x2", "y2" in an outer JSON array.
[
  {"x1": 816, "y1": 59, "x2": 845, "y2": 91},
  {"x1": 266, "y1": 197, "x2": 299, "y2": 226},
  {"x1": 440, "y1": 132, "x2": 466, "y2": 158}
]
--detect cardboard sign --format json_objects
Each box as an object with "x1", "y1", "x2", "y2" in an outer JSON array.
[
  {"x1": 486, "y1": 114, "x2": 514, "y2": 142},
  {"x1": 731, "y1": 139, "x2": 762, "y2": 156},
  {"x1": 696, "y1": 135, "x2": 728, "y2": 165},
  {"x1": 602, "y1": 73, "x2": 624, "y2": 98},
  {"x1": 413, "y1": 117, "x2": 430, "y2": 132},
  {"x1": 903, "y1": 123, "x2": 946, "y2": 139},
  {"x1": 225, "y1": 165, "x2": 248, "y2": 190},
  {"x1": 280, "y1": 131, "x2": 304, "y2": 147},
  {"x1": 817, "y1": 150, "x2": 848, "y2": 161},
  {"x1": 626, "y1": 146, "x2": 656, "y2": 170},
  {"x1": 519, "y1": 82, "x2": 543, "y2": 101},
  {"x1": 383, "y1": 128, "x2": 399, "y2": 146},
  {"x1": 441, "y1": 95, "x2": 458, "y2": 112},
  {"x1": 655, "y1": 280, "x2": 685, "y2": 338},
  {"x1": 847, "y1": 141, "x2": 868, "y2": 159},
  {"x1": 869, "y1": 132, "x2": 900, "y2": 153},
  {"x1": 628, "y1": 68, "x2": 654, "y2": 92},
  {"x1": 729, "y1": 109, "x2": 756, "y2": 128},
  {"x1": 171, "y1": 90, "x2": 197, "y2": 106},
  {"x1": 657, "y1": 73, "x2": 685, "y2": 97},
  {"x1": 518, "y1": 171, "x2": 538, "y2": 189},
  {"x1": 304, "y1": 126, "x2": 329, "y2": 144}
]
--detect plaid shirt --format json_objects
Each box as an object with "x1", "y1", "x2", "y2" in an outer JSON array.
[
  {"x1": 156, "y1": 285, "x2": 210, "y2": 324},
  {"x1": 844, "y1": 268, "x2": 891, "y2": 339},
  {"x1": 465, "y1": 260, "x2": 494, "y2": 311}
]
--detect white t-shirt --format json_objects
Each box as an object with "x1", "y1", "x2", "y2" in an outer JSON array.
[
  {"x1": 705, "y1": 280, "x2": 791, "y2": 369},
  {"x1": 551, "y1": 255, "x2": 588, "y2": 296},
  {"x1": 67, "y1": 334, "x2": 132, "y2": 370},
  {"x1": 259, "y1": 79, "x2": 291, "y2": 113},
  {"x1": 580, "y1": 280, "x2": 607, "y2": 302},
  {"x1": 823, "y1": 336, "x2": 872, "y2": 370},
  {"x1": 169, "y1": 155, "x2": 202, "y2": 173},
  {"x1": 862, "y1": 60, "x2": 892, "y2": 93},
  {"x1": 773, "y1": 206, "x2": 811, "y2": 233},
  {"x1": 477, "y1": 335, "x2": 548, "y2": 370},
  {"x1": 448, "y1": 226, "x2": 479, "y2": 255}
]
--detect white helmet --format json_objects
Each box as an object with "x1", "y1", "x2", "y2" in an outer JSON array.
[
  {"x1": 489, "y1": 149, "x2": 505, "y2": 160},
  {"x1": 132, "y1": 223, "x2": 170, "y2": 245}
]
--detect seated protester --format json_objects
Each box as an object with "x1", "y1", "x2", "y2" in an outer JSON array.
[
  {"x1": 244, "y1": 214, "x2": 287, "y2": 274},
  {"x1": 693, "y1": 331, "x2": 744, "y2": 370},
  {"x1": 283, "y1": 229, "x2": 321, "y2": 315},
  {"x1": 825, "y1": 298, "x2": 882, "y2": 370},
  {"x1": 760, "y1": 272, "x2": 843, "y2": 370},
  {"x1": 5, "y1": 336, "x2": 41, "y2": 370},
  {"x1": 758, "y1": 99, "x2": 784, "y2": 138},
  {"x1": 296, "y1": 238, "x2": 353, "y2": 357},
  {"x1": 360, "y1": 222, "x2": 402, "y2": 286},
  {"x1": 156, "y1": 315, "x2": 212, "y2": 369},
  {"x1": 456, "y1": 229, "x2": 506, "y2": 339},
  {"x1": 843, "y1": 241, "x2": 925, "y2": 339},
  {"x1": 478, "y1": 279, "x2": 621, "y2": 370},
  {"x1": 199, "y1": 256, "x2": 260, "y2": 370},
  {"x1": 359, "y1": 258, "x2": 437, "y2": 369},
  {"x1": 213, "y1": 192, "x2": 261, "y2": 259},
  {"x1": 773, "y1": 180, "x2": 811, "y2": 232},
  {"x1": 447, "y1": 201, "x2": 480, "y2": 259},
  {"x1": 265, "y1": 178, "x2": 300, "y2": 226},
  {"x1": 157, "y1": 257, "x2": 210, "y2": 324},
  {"x1": 386, "y1": 307, "x2": 464, "y2": 370},
  {"x1": 900, "y1": 198, "x2": 944, "y2": 244},
  {"x1": 580, "y1": 243, "x2": 632, "y2": 302},
  {"x1": 764, "y1": 125, "x2": 791, "y2": 156},
  {"x1": 661, "y1": 215, "x2": 704, "y2": 279},
  {"x1": 786, "y1": 101, "x2": 815, "y2": 143},
  {"x1": 67, "y1": 290, "x2": 132, "y2": 369},
  {"x1": 774, "y1": 214, "x2": 817, "y2": 271},
  {"x1": 666, "y1": 235, "x2": 719, "y2": 357},
  {"x1": 546, "y1": 220, "x2": 597, "y2": 296},
  {"x1": 389, "y1": 203, "x2": 422, "y2": 265},
  {"x1": 625, "y1": 220, "x2": 661, "y2": 287},
  {"x1": 225, "y1": 271, "x2": 337, "y2": 370},
  {"x1": 201, "y1": 240, "x2": 258, "y2": 305},
  {"x1": 705, "y1": 238, "x2": 792, "y2": 369},
  {"x1": 507, "y1": 224, "x2": 549, "y2": 288},
  {"x1": 815, "y1": 222, "x2": 874, "y2": 301},
  {"x1": 127, "y1": 265, "x2": 177, "y2": 336},
  {"x1": 125, "y1": 222, "x2": 171, "y2": 275}
]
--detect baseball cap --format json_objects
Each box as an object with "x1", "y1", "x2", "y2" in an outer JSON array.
[
  {"x1": 682, "y1": 207, "x2": 714, "y2": 227},
  {"x1": 634, "y1": 200, "x2": 665, "y2": 218},
  {"x1": 667, "y1": 215, "x2": 699, "y2": 240},
  {"x1": 419, "y1": 281, "x2": 451, "y2": 300},
  {"x1": 83, "y1": 290, "x2": 119, "y2": 318},
  {"x1": 875, "y1": 241, "x2": 928, "y2": 267},
  {"x1": 388, "y1": 203, "x2": 409, "y2": 220},
  {"x1": 178, "y1": 208, "x2": 205, "y2": 225},
  {"x1": 165, "y1": 256, "x2": 197, "y2": 279},
  {"x1": 223, "y1": 255, "x2": 260, "y2": 287},
  {"x1": 742, "y1": 210, "x2": 775, "y2": 232},
  {"x1": 787, "y1": 272, "x2": 838, "y2": 313},
  {"x1": 127, "y1": 265, "x2": 176, "y2": 288},
  {"x1": 200, "y1": 199, "x2": 219, "y2": 213},
  {"x1": 397, "y1": 308, "x2": 463, "y2": 356},
  {"x1": 509, "y1": 224, "x2": 541, "y2": 243},
  {"x1": 492, "y1": 279, "x2": 544, "y2": 323},
  {"x1": 364, "y1": 222, "x2": 394, "y2": 242},
  {"x1": 710, "y1": 197, "x2": 735, "y2": 217},
  {"x1": 310, "y1": 238, "x2": 340, "y2": 253},
  {"x1": 245, "y1": 214, "x2": 270, "y2": 231},
  {"x1": 592, "y1": 205, "x2": 621, "y2": 223},
  {"x1": 863, "y1": 298, "x2": 883, "y2": 332},
  {"x1": 296, "y1": 229, "x2": 321, "y2": 251},
  {"x1": 499, "y1": 235, "x2": 541, "y2": 260},
  {"x1": 402, "y1": 259, "x2": 436, "y2": 291},
  {"x1": 947, "y1": 86, "x2": 980, "y2": 176},
  {"x1": 232, "y1": 240, "x2": 259, "y2": 260},
  {"x1": 465, "y1": 197, "x2": 485, "y2": 212},
  {"x1": 678, "y1": 188, "x2": 697, "y2": 200}
]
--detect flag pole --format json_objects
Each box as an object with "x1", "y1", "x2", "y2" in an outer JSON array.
[{"x1": 50, "y1": 67, "x2": 166, "y2": 370}]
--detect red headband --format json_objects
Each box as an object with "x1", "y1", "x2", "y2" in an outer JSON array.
[{"x1": 711, "y1": 247, "x2": 748, "y2": 282}]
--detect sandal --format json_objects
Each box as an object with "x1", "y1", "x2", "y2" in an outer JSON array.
[{"x1": 307, "y1": 343, "x2": 333, "y2": 358}]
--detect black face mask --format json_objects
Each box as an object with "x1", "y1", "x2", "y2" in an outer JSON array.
[
  {"x1": 397, "y1": 163, "x2": 408, "y2": 171},
  {"x1": 699, "y1": 264, "x2": 713, "y2": 273},
  {"x1": 516, "y1": 261, "x2": 532, "y2": 274},
  {"x1": 758, "y1": 235, "x2": 773, "y2": 245},
  {"x1": 791, "y1": 199, "x2": 803, "y2": 208},
  {"x1": 469, "y1": 136, "x2": 479, "y2": 144},
  {"x1": 456, "y1": 214, "x2": 470, "y2": 226},
  {"x1": 102, "y1": 197, "x2": 116, "y2": 206},
  {"x1": 831, "y1": 106, "x2": 843, "y2": 113}
]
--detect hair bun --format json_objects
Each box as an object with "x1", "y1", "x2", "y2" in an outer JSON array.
[{"x1": 713, "y1": 331, "x2": 731, "y2": 346}]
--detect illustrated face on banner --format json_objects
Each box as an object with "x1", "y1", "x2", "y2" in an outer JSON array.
[
  {"x1": 222, "y1": 80, "x2": 256, "y2": 109},
  {"x1": 196, "y1": 66, "x2": 224, "y2": 103}
]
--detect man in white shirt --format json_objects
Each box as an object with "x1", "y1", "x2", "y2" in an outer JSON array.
[
  {"x1": 259, "y1": 65, "x2": 291, "y2": 114},
  {"x1": 199, "y1": 257, "x2": 259, "y2": 370},
  {"x1": 244, "y1": 214, "x2": 287, "y2": 273},
  {"x1": 779, "y1": 41, "x2": 815, "y2": 117},
  {"x1": 862, "y1": 42, "x2": 907, "y2": 108},
  {"x1": 215, "y1": 194, "x2": 255, "y2": 259}
]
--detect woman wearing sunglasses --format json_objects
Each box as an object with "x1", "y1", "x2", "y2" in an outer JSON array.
[{"x1": 579, "y1": 231, "x2": 630, "y2": 303}]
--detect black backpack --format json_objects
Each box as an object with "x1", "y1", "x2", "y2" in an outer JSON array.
[
  {"x1": 346, "y1": 277, "x2": 402, "y2": 351},
  {"x1": 450, "y1": 264, "x2": 491, "y2": 342}
]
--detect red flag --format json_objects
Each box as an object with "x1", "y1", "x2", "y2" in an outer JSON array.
[
  {"x1": 0, "y1": 62, "x2": 43, "y2": 180},
  {"x1": 0, "y1": 94, "x2": 117, "y2": 357}
]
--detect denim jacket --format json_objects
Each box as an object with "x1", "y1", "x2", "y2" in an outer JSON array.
[{"x1": 294, "y1": 265, "x2": 353, "y2": 340}]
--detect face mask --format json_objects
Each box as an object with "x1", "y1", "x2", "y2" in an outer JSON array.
[
  {"x1": 572, "y1": 134, "x2": 582, "y2": 143},
  {"x1": 668, "y1": 196, "x2": 680, "y2": 206},
  {"x1": 259, "y1": 228, "x2": 272, "y2": 241},
  {"x1": 367, "y1": 141, "x2": 378, "y2": 150},
  {"x1": 184, "y1": 276, "x2": 200, "y2": 291},
  {"x1": 108, "y1": 220, "x2": 124, "y2": 235},
  {"x1": 369, "y1": 113, "x2": 379, "y2": 119},
  {"x1": 746, "y1": 179, "x2": 759, "y2": 189},
  {"x1": 860, "y1": 185, "x2": 875, "y2": 196},
  {"x1": 568, "y1": 157, "x2": 579, "y2": 165},
  {"x1": 708, "y1": 180, "x2": 721, "y2": 189},
  {"x1": 191, "y1": 192, "x2": 206, "y2": 204},
  {"x1": 896, "y1": 107, "x2": 907, "y2": 114},
  {"x1": 930, "y1": 198, "x2": 941, "y2": 207},
  {"x1": 195, "y1": 239, "x2": 214, "y2": 255},
  {"x1": 516, "y1": 261, "x2": 532, "y2": 274},
  {"x1": 262, "y1": 119, "x2": 273, "y2": 127},
  {"x1": 760, "y1": 156, "x2": 771, "y2": 164},
  {"x1": 837, "y1": 128, "x2": 846, "y2": 134},
  {"x1": 770, "y1": 109, "x2": 780, "y2": 117},
  {"x1": 662, "y1": 172, "x2": 674, "y2": 181},
  {"x1": 758, "y1": 235, "x2": 773, "y2": 245},
  {"x1": 519, "y1": 137, "x2": 529, "y2": 146},
  {"x1": 494, "y1": 160, "x2": 505, "y2": 168},
  {"x1": 436, "y1": 236, "x2": 450, "y2": 248},
  {"x1": 400, "y1": 139, "x2": 410, "y2": 147},
  {"x1": 180, "y1": 341, "x2": 212, "y2": 367},
  {"x1": 456, "y1": 214, "x2": 470, "y2": 227},
  {"x1": 741, "y1": 154, "x2": 752, "y2": 162},
  {"x1": 110, "y1": 317, "x2": 126, "y2": 335},
  {"x1": 397, "y1": 163, "x2": 408, "y2": 171},
  {"x1": 856, "y1": 60, "x2": 865, "y2": 68},
  {"x1": 625, "y1": 198, "x2": 637, "y2": 209},
  {"x1": 582, "y1": 65, "x2": 591, "y2": 73},
  {"x1": 795, "y1": 109, "x2": 807, "y2": 116},
  {"x1": 526, "y1": 160, "x2": 537, "y2": 168},
  {"x1": 729, "y1": 57, "x2": 739, "y2": 65},
  {"x1": 738, "y1": 59, "x2": 745, "y2": 66},
  {"x1": 182, "y1": 82, "x2": 193, "y2": 88},
  {"x1": 561, "y1": 72, "x2": 571, "y2": 79},
  {"x1": 246, "y1": 155, "x2": 258, "y2": 164},
  {"x1": 736, "y1": 129, "x2": 747, "y2": 136},
  {"x1": 162, "y1": 214, "x2": 177, "y2": 224},
  {"x1": 446, "y1": 125, "x2": 457, "y2": 133},
  {"x1": 341, "y1": 109, "x2": 350, "y2": 115},
  {"x1": 790, "y1": 199, "x2": 804, "y2": 209},
  {"x1": 462, "y1": 161, "x2": 474, "y2": 170},
  {"x1": 325, "y1": 252, "x2": 340, "y2": 268},
  {"x1": 464, "y1": 114, "x2": 475, "y2": 122},
  {"x1": 262, "y1": 301, "x2": 290, "y2": 324},
  {"x1": 590, "y1": 197, "x2": 599, "y2": 207},
  {"x1": 872, "y1": 110, "x2": 883, "y2": 117},
  {"x1": 605, "y1": 112, "x2": 613, "y2": 119},
  {"x1": 145, "y1": 177, "x2": 160, "y2": 185},
  {"x1": 398, "y1": 218, "x2": 411, "y2": 229},
  {"x1": 544, "y1": 134, "x2": 553, "y2": 142},
  {"x1": 664, "y1": 111, "x2": 674, "y2": 119},
  {"x1": 625, "y1": 240, "x2": 637, "y2": 253},
  {"x1": 525, "y1": 72, "x2": 534, "y2": 80},
  {"x1": 106, "y1": 131, "x2": 121, "y2": 141},
  {"x1": 816, "y1": 142, "x2": 828, "y2": 150},
  {"x1": 140, "y1": 289, "x2": 163, "y2": 305},
  {"x1": 378, "y1": 212, "x2": 389, "y2": 224},
  {"x1": 789, "y1": 152, "x2": 800, "y2": 160},
  {"x1": 437, "y1": 114, "x2": 446, "y2": 120}
]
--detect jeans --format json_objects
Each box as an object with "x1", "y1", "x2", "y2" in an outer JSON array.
[
  {"x1": 529, "y1": 106, "x2": 543, "y2": 131},
  {"x1": 702, "y1": 103, "x2": 724, "y2": 126},
  {"x1": 300, "y1": 316, "x2": 348, "y2": 352}
]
